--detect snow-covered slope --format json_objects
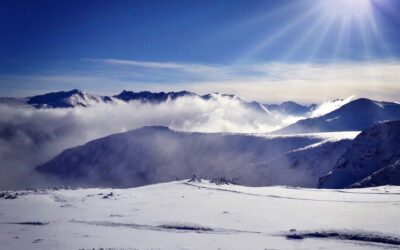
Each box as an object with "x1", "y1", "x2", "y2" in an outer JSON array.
[
  {"x1": 1, "y1": 180, "x2": 400, "y2": 250},
  {"x1": 319, "y1": 120, "x2": 400, "y2": 189},
  {"x1": 36, "y1": 126, "x2": 357, "y2": 188},
  {"x1": 275, "y1": 98, "x2": 400, "y2": 134}
]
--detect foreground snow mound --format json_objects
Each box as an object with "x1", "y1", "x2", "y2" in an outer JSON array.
[
  {"x1": 319, "y1": 120, "x2": 400, "y2": 188},
  {"x1": 36, "y1": 126, "x2": 357, "y2": 188},
  {"x1": 1, "y1": 180, "x2": 400, "y2": 250}
]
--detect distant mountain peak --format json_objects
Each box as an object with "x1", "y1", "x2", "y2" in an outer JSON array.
[
  {"x1": 67, "y1": 89, "x2": 84, "y2": 94},
  {"x1": 265, "y1": 101, "x2": 315, "y2": 116},
  {"x1": 136, "y1": 125, "x2": 172, "y2": 131},
  {"x1": 201, "y1": 92, "x2": 239, "y2": 101},
  {"x1": 281, "y1": 101, "x2": 301, "y2": 105},
  {"x1": 274, "y1": 98, "x2": 400, "y2": 134}
]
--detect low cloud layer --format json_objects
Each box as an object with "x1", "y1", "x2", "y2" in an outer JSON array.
[
  {"x1": 0, "y1": 93, "x2": 362, "y2": 189},
  {"x1": 0, "y1": 95, "x2": 286, "y2": 189}
]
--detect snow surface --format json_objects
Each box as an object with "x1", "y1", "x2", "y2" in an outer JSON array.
[{"x1": 1, "y1": 180, "x2": 400, "y2": 250}]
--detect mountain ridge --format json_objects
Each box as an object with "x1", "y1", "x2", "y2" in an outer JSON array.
[
  {"x1": 36, "y1": 126, "x2": 351, "y2": 188},
  {"x1": 0, "y1": 89, "x2": 321, "y2": 118},
  {"x1": 265, "y1": 101, "x2": 317, "y2": 116}
]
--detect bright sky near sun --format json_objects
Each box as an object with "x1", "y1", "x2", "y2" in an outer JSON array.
[{"x1": 1, "y1": 0, "x2": 400, "y2": 102}]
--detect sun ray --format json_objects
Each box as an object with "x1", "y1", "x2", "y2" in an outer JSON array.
[
  {"x1": 282, "y1": 12, "x2": 331, "y2": 62},
  {"x1": 205, "y1": 0, "x2": 309, "y2": 48},
  {"x1": 232, "y1": 0, "x2": 312, "y2": 31},
  {"x1": 355, "y1": 12, "x2": 380, "y2": 96},
  {"x1": 333, "y1": 14, "x2": 351, "y2": 63},
  {"x1": 240, "y1": 3, "x2": 323, "y2": 62},
  {"x1": 365, "y1": 9, "x2": 394, "y2": 61},
  {"x1": 357, "y1": 12, "x2": 372, "y2": 60},
  {"x1": 307, "y1": 14, "x2": 336, "y2": 63}
]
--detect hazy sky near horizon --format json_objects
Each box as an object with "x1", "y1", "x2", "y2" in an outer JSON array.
[{"x1": 1, "y1": 0, "x2": 400, "y2": 102}]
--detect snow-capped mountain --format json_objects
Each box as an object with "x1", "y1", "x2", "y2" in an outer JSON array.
[
  {"x1": 35, "y1": 126, "x2": 356, "y2": 188},
  {"x1": 0, "y1": 89, "x2": 271, "y2": 113},
  {"x1": 319, "y1": 120, "x2": 400, "y2": 188},
  {"x1": 275, "y1": 98, "x2": 400, "y2": 134},
  {"x1": 0, "y1": 89, "x2": 112, "y2": 108},
  {"x1": 0, "y1": 89, "x2": 360, "y2": 124},
  {"x1": 28, "y1": 89, "x2": 114, "y2": 108},
  {"x1": 265, "y1": 101, "x2": 317, "y2": 116},
  {"x1": 0, "y1": 90, "x2": 201, "y2": 108}
]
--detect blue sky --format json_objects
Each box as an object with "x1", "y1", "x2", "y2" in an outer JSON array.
[{"x1": 1, "y1": 0, "x2": 400, "y2": 102}]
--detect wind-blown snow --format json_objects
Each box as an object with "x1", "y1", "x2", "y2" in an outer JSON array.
[
  {"x1": 0, "y1": 180, "x2": 399, "y2": 250},
  {"x1": 310, "y1": 96, "x2": 355, "y2": 118}
]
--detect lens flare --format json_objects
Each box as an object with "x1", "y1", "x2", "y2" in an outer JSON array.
[{"x1": 319, "y1": 0, "x2": 373, "y2": 19}]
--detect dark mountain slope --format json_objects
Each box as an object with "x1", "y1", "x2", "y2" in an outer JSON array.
[
  {"x1": 319, "y1": 120, "x2": 400, "y2": 188},
  {"x1": 36, "y1": 126, "x2": 327, "y2": 187}
]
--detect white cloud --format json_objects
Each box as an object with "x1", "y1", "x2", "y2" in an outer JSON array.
[
  {"x1": 89, "y1": 58, "x2": 227, "y2": 74},
  {"x1": 1, "y1": 60, "x2": 399, "y2": 103},
  {"x1": 180, "y1": 61, "x2": 400, "y2": 103}
]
